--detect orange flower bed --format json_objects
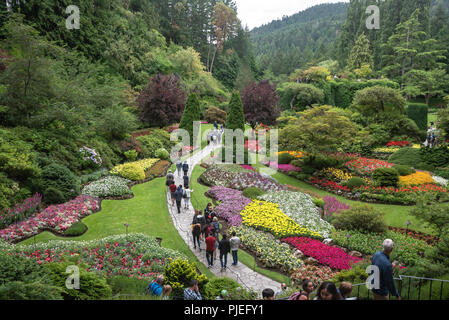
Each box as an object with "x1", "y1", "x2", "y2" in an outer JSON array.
[{"x1": 399, "y1": 172, "x2": 435, "y2": 186}]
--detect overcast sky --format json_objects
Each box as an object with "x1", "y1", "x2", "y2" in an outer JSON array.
[{"x1": 235, "y1": 0, "x2": 349, "y2": 30}]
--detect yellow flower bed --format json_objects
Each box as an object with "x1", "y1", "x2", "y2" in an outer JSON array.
[
  {"x1": 399, "y1": 171, "x2": 435, "y2": 186},
  {"x1": 373, "y1": 147, "x2": 400, "y2": 154},
  {"x1": 322, "y1": 167, "x2": 353, "y2": 181},
  {"x1": 110, "y1": 158, "x2": 159, "y2": 181},
  {"x1": 277, "y1": 151, "x2": 305, "y2": 159},
  {"x1": 240, "y1": 200, "x2": 323, "y2": 239}
]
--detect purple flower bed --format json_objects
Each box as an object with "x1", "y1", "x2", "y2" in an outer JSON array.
[
  {"x1": 0, "y1": 195, "x2": 99, "y2": 243},
  {"x1": 240, "y1": 164, "x2": 255, "y2": 171},
  {"x1": 228, "y1": 172, "x2": 286, "y2": 192},
  {"x1": 323, "y1": 196, "x2": 350, "y2": 217},
  {"x1": 206, "y1": 187, "x2": 251, "y2": 226},
  {"x1": 264, "y1": 161, "x2": 301, "y2": 173}
]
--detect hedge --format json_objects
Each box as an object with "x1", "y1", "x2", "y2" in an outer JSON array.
[{"x1": 407, "y1": 103, "x2": 428, "y2": 131}]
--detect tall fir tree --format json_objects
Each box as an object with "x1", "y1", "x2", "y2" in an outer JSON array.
[
  {"x1": 179, "y1": 92, "x2": 201, "y2": 146},
  {"x1": 347, "y1": 32, "x2": 374, "y2": 71},
  {"x1": 225, "y1": 91, "x2": 245, "y2": 132}
]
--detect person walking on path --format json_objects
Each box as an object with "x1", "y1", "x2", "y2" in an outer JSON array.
[
  {"x1": 371, "y1": 239, "x2": 402, "y2": 300},
  {"x1": 174, "y1": 185, "x2": 184, "y2": 214},
  {"x1": 184, "y1": 280, "x2": 202, "y2": 300},
  {"x1": 204, "y1": 203, "x2": 215, "y2": 224},
  {"x1": 169, "y1": 182, "x2": 177, "y2": 207},
  {"x1": 191, "y1": 222, "x2": 202, "y2": 251},
  {"x1": 166, "y1": 170, "x2": 174, "y2": 190},
  {"x1": 182, "y1": 161, "x2": 189, "y2": 176},
  {"x1": 192, "y1": 211, "x2": 207, "y2": 240},
  {"x1": 214, "y1": 121, "x2": 218, "y2": 130},
  {"x1": 205, "y1": 232, "x2": 216, "y2": 268},
  {"x1": 230, "y1": 231, "x2": 241, "y2": 266},
  {"x1": 176, "y1": 160, "x2": 183, "y2": 178},
  {"x1": 183, "y1": 174, "x2": 189, "y2": 189},
  {"x1": 218, "y1": 234, "x2": 231, "y2": 271},
  {"x1": 183, "y1": 187, "x2": 193, "y2": 210}
]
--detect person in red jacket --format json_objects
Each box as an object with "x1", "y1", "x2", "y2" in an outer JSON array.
[
  {"x1": 169, "y1": 182, "x2": 177, "y2": 207},
  {"x1": 205, "y1": 232, "x2": 216, "y2": 268}
]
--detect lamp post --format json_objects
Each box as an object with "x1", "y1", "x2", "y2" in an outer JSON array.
[
  {"x1": 405, "y1": 220, "x2": 411, "y2": 233},
  {"x1": 124, "y1": 223, "x2": 129, "y2": 238}
]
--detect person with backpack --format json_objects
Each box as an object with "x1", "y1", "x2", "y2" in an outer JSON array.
[
  {"x1": 204, "y1": 203, "x2": 215, "y2": 224},
  {"x1": 174, "y1": 185, "x2": 184, "y2": 214},
  {"x1": 288, "y1": 279, "x2": 315, "y2": 300},
  {"x1": 145, "y1": 275, "x2": 172, "y2": 299},
  {"x1": 166, "y1": 170, "x2": 174, "y2": 190},
  {"x1": 183, "y1": 187, "x2": 193, "y2": 209},
  {"x1": 192, "y1": 211, "x2": 206, "y2": 240},
  {"x1": 169, "y1": 182, "x2": 177, "y2": 207},
  {"x1": 218, "y1": 234, "x2": 231, "y2": 271},
  {"x1": 191, "y1": 221, "x2": 202, "y2": 251},
  {"x1": 182, "y1": 161, "x2": 189, "y2": 176}
]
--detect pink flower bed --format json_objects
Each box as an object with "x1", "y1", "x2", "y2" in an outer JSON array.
[
  {"x1": 264, "y1": 161, "x2": 301, "y2": 173},
  {"x1": 282, "y1": 236, "x2": 362, "y2": 270},
  {"x1": 0, "y1": 195, "x2": 99, "y2": 243},
  {"x1": 240, "y1": 164, "x2": 255, "y2": 171}
]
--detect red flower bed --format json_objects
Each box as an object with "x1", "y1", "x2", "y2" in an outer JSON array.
[
  {"x1": 310, "y1": 178, "x2": 351, "y2": 192},
  {"x1": 388, "y1": 226, "x2": 439, "y2": 246},
  {"x1": 282, "y1": 237, "x2": 362, "y2": 270},
  {"x1": 344, "y1": 157, "x2": 394, "y2": 176},
  {"x1": 355, "y1": 184, "x2": 448, "y2": 194},
  {"x1": 386, "y1": 141, "x2": 410, "y2": 147}
]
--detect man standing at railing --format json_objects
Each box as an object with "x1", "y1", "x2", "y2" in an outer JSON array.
[{"x1": 371, "y1": 239, "x2": 402, "y2": 300}]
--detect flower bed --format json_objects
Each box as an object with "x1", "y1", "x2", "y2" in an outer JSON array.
[
  {"x1": 310, "y1": 177, "x2": 351, "y2": 192},
  {"x1": 0, "y1": 193, "x2": 42, "y2": 230},
  {"x1": 10, "y1": 234, "x2": 186, "y2": 280},
  {"x1": 206, "y1": 187, "x2": 251, "y2": 226},
  {"x1": 320, "y1": 168, "x2": 353, "y2": 182},
  {"x1": 282, "y1": 237, "x2": 362, "y2": 270},
  {"x1": 110, "y1": 158, "x2": 159, "y2": 181},
  {"x1": 258, "y1": 191, "x2": 332, "y2": 238},
  {"x1": 82, "y1": 176, "x2": 132, "y2": 198},
  {"x1": 276, "y1": 151, "x2": 305, "y2": 159},
  {"x1": 387, "y1": 227, "x2": 438, "y2": 246},
  {"x1": 290, "y1": 264, "x2": 339, "y2": 288},
  {"x1": 399, "y1": 172, "x2": 435, "y2": 186},
  {"x1": 323, "y1": 196, "x2": 350, "y2": 217},
  {"x1": 387, "y1": 141, "x2": 411, "y2": 147},
  {"x1": 432, "y1": 175, "x2": 449, "y2": 187},
  {"x1": 199, "y1": 166, "x2": 239, "y2": 187},
  {"x1": 263, "y1": 161, "x2": 301, "y2": 173},
  {"x1": 239, "y1": 200, "x2": 323, "y2": 239},
  {"x1": 228, "y1": 171, "x2": 286, "y2": 192},
  {"x1": 229, "y1": 225, "x2": 303, "y2": 272},
  {"x1": 343, "y1": 157, "x2": 394, "y2": 176},
  {"x1": 0, "y1": 195, "x2": 99, "y2": 243},
  {"x1": 332, "y1": 229, "x2": 431, "y2": 266}
]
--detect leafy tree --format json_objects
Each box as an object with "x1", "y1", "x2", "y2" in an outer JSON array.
[
  {"x1": 96, "y1": 106, "x2": 139, "y2": 141},
  {"x1": 348, "y1": 33, "x2": 374, "y2": 71},
  {"x1": 279, "y1": 105, "x2": 357, "y2": 154},
  {"x1": 410, "y1": 193, "x2": 449, "y2": 238},
  {"x1": 351, "y1": 86, "x2": 407, "y2": 118},
  {"x1": 241, "y1": 80, "x2": 280, "y2": 129},
  {"x1": 137, "y1": 73, "x2": 186, "y2": 128},
  {"x1": 277, "y1": 83, "x2": 324, "y2": 111},
  {"x1": 404, "y1": 68, "x2": 448, "y2": 105},
  {"x1": 179, "y1": 93, "x2": 201, "y2": 146}
]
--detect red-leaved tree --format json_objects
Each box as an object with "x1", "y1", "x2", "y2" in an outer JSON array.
[
  {"x1": 241, "y1": 80, "x2": 280, "y2": 129},
  {"x1": 137, "y1": 73, "x2": 187, "y2": 128}
]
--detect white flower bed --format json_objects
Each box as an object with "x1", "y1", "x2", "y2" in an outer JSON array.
[
  {"x1": 82, "y1": 176, "x2": 132, "y2": 198},
  {"x1": 258, "y1": 190, "x2": 333, "y2": 238},
  {"x1": 432, "y1": 175, "x2": 448, "y2": 187}
]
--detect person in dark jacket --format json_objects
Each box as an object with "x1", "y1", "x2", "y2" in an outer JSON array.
[
  {"x1": 204, "y1": 203, "x2": 215, "y2": 224},
  {"x1": 174, "y1": 185, "x2": 184, "y2": 214},
  {"x1": 192, "y1": 212, "x2": 206, "y2": 240},
  {"x1": 371, "y1": 239, "x2": 402, "y2": 300},
  {"x1": 176, "y1": 160, "x2": 183, "y2": 177},
  {"x1": 183, "y1": 174, "x2": 189, "y2": 189},
  {"x1": 182, "y1": 161, "x2": 189, "y2": 176},
  {"x1": 218, "y1": 234, "x2": 231, "y2": 271},
  {"x1": 191, "y1": 223, "x2": 202, "y2": 251}
]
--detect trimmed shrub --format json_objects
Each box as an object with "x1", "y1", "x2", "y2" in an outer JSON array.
[
  {"x1": 434, "y1": 168, "x2": 449, "y2": 180},
  {"x1": 388, "y1": 147, "x2": 422, "y2": 167},
  {"x1": 63, "y1": 221, "x2": 87, "y2": 237},
  {"x1": 242, "y1": 187, "x2": 265, "y2": 199},
  {"x1": 302, "y1": 154, "x2": 339, "y2": 170},
  {"x1": 136, "y1": 135, "x2": 164, "y2": 158},
  {"x1": 203, "y1": 277, "x2": 245, "y2": 300},
  {"x1": 332, "y1": 205, "x2": 387, "y2": 233},
  {"x1": 43, "y1": 187, "x2": 66, "y2": 205},
  {"x1": 372, "y1": 167, "x2": 399, "y2": 187},
  {"x1": 116, "y1": 163, "x2": 145, "y2": 181},
  {"x1": 205, "y1": 106, "x2": 227, "y2": 124},
  {"x1": 392, "y1": 165, "x2": 416, "y2": 176},
  {"x1": 346, "y1": 177, "x2": 366, "y2": 189},
  {"x1": 124, "y1": 150, "x2": 138, "y2": 162},
  {"x1": 155, "y1": 148, "x2": 169, "y2": 161},
  {"x1": 407, "y1": 103, "x2": 428, "y2": 131},
  {"x1": 38, "y1": 163, "x2": 81, "y2": 204},
  {"x1": 0, "y1": 281, "x2": 64, "y2": 300},
  {"x1": 278, "y1": 152, "x2": 294, "y2": 165},
  {"x1": 420, "y1": 146, "x2": 449, "y2": 168}
]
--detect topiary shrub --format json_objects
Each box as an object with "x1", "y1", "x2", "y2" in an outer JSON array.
[
  {"x1": 43, "y1": 262, "x2": 112, "y2": 300},
  {"x1": 155, "y1": 148, "x2": 169, "y2": 160},
  {"x1": 43, "y1": 187, "x2": 66, "y2": 205},
  {"x1": 116, "y1": 163, "x2": 146, "y2": 181},
  {"x1": 392, "y1": 165, "x2": 416, "y2": 176},
  {"x1": 64, "y1": 221, "x2": 87, "y2": 237},
  {"x1": 302, "y1": 154, "x2": 339, "y2": 170},
  {"x1": 38, "y1": 163, "x2": 80, "y2": 204},
  {"x1": 124, "y1": 150, "x2": 138, "y2": 162},
  {"x1": 203, "y1": 277, "x2": 242, "y2": 300},
  {"x1": 388, "y1": 147, "x2": 422, "y2": 167},
  {"x1": 372, "y1": 167, "x2": 399, "y2": 187},
  {"x1": 278, "y1": 152, "x2": 294, "y2": 164},
  {"x1": 136, "y1": 135, "x2": 164, "y2": 158},
  {"x1": 242, "y1": 187, "x2": 265, "y2": 199},
  {"x1": 332, "y1": 205, "x2": 387, "y2": 233},
  {"x1": 346, "y1": 177, "x2": 366, "y2": 189},
  {"x1": 163, "y1": 258, "x2": 208, "y2": 300},
  {"x1": 407, "y1": 103, "x2": 428, "y2": 131}
]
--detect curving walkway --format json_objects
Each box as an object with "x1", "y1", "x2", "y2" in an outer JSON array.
[{"x1": 166, "y1": 142, "x2": 283, "y2": 297}]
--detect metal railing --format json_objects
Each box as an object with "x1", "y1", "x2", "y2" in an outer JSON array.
[{"x1": 351, "y1": 275, "x2": 449, "y2": 300}]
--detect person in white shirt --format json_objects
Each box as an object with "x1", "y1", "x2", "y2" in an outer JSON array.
[
  {"x1": 183, "y1": 187, "x2": 194, "y2": 209},
  {"x1": 230, "y1": 231, "x2": 241, "y2": 266}
]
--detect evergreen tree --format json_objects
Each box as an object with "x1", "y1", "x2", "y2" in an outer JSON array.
[
  {"x1": 179, "y1": 92, "x2": 201, "y2": 146},
  {"x1": 225, "y1": 91, "x2": 245, "y2": 132},
  {"x1": 347, "y1": 33, "x2": 374, "y2": 71}
]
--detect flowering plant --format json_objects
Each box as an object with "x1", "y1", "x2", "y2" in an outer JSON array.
[
  {"x1": 264, "y1": 161, "x2": 301, "y2": 173},
  {"x1": 320, "y1": 167, "x2": 353, "y2": 182},
  {"x1": 386, "y1": 141, "x2": 410, "y2": 147},
  {"x1": 344, "y1": 157, "x2": 394, "y2": 176},
  {"x1": 82, "y1": 176, "x2": 132, "y2": 198},
  {"x1": 0, "y1": 193, "x2": 42, "y2": 229},
  {"x1": 276, "y1": 151, "x2": 305, "y2": 159},
  {"x1": 79, "y1": 146, "x2": 102, "y2": 167},
  {"x1": 323, "y1": 196, "x2": 350, "y2": 217},
  {"x1": 290, "y1": 265, "x2": 339, "y2": 288},
  {"x1": 206, "y1": 187, "x2": 251, "y2": 226},
  {"x1": 282, "y1": 237, "x2": 362, "y2": 270},
  {"x1": 399, "y1": 172, "x2": 435, "y2": 186},
  {"x1": 229, "y1": 172, "x2": 286, "y2": 192}
]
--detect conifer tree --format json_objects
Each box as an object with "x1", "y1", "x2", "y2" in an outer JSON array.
[
  {"x1": 347, "y1": 33, "x2": 374, "y2": 71},
  {"x1": 179, "y1": 92, "x2": 201, "y2": 146},
  {"x1": 225, "y1": 91, "x2": 245, "y2": 132}
]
